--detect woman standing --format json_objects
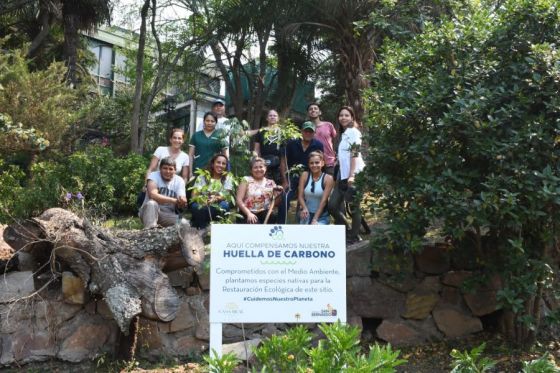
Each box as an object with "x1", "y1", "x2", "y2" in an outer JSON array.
[
  {"x1": 298, "y1": 151, "x2": 334, "y2": 225},
  {"x1": 236, "y1": 157, "x2": 283, "y2": 224},
  {"x1": 189, "y1": 112, "x2": 229, "y2": 179},
  {"x1": 190, "y1": 154, "x2": 234, "y2": 229},
  {"x1": 145, "y1": 128, "x2": 189, "y2": 183},
  {"x1": 253, "y1": 109, "x2": 283, "y2": 183},
  {"x1": 328, "y1": 106, "x2": 366, "y2": 243}
]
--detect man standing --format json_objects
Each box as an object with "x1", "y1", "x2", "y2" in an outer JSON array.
[
  {"x1": 307, "y1": 102, "x2": 337, "y2": 175},
  {"x1": 139, "y1": 157, "x2": 188, "y2": 228},
  {"x1": 278, "y1": 122, "x2": 324, "y2": 223}
]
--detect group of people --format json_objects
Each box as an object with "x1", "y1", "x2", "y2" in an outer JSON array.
[{"x1": 138, "y1": 100, "x2": 365, "y2": 244}]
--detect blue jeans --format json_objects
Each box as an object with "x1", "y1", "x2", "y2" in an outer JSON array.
[
  {"x1": 190, "y1": 201, "x2": 230, "y2": 228},
  {"x1": 299, "y1": 211, "x2": 330, "y2": 225}
]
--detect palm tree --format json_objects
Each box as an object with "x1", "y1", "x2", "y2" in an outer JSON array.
[{"x1": 61, "y1": 0, "x2": 111, "y2": 87}]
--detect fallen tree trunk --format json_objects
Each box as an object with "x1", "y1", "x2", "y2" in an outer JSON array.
[{"x1": 2, "y1": 208, "x2": 205, "y2": 334}]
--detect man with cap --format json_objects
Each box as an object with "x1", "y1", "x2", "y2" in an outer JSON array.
[{"x1": 278, "y1": 121, "x2": 324, "y2": 224}]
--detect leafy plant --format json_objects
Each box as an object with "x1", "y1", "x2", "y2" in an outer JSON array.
[
  {"x1": 251, "y1": 322, "x2": 406, "y2": 372},
  {"x1": 203, "y1": 350, "x2": 240, "y2": 373},
  {"x1": 449, "y1": 343, "x2": 496, "y2": 373},
  {"x1": 262, "y1": 118, "x2": 301, "y2": 149},
  {"x1": 522, "y1": 352, "x2": 559, "y2": 373},
  {"x1": 0, "y1": 40, "x2": 81, "y2": 155}
]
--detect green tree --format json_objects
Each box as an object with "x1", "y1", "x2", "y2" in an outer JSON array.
[
  {"x1": 364, "y1": 0, "x2": 560, "y2": 346},
  {"x1": 0, "y1": 43, "x2": 79, "y2": 157},
  {"x1": 130, "y1": 0, "x2": 208, "y2": 153}
]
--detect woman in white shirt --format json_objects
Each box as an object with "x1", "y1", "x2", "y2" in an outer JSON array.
[
  {"x1": 328, "y1": 106, "x2": 365, "y2": 244},
  {"x1": 145, "y1": 128, "x2": 190, "y2": 183}
]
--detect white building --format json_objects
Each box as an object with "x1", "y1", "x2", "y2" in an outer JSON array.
[{"x1": 85, "y1": 26, "x2": 225, "y2": 138}]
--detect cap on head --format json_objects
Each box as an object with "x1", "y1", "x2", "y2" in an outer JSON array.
[
  {"x1": 301, "y1": 121, "x2": 316, "y2": 132},
  {"x1": 212, "y1": 99, "x2": 225, "y2": 106}
]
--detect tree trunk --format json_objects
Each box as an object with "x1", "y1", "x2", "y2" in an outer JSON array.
[
  {"x1": 130, "y1": 0, "x2": 151, "y2": 154},
  {"x1": 63, "y1": 13, "x2": 80, "y2": 87},
  {"x1": 2, "y1": 208, "x2": 205, "y2": 334}
]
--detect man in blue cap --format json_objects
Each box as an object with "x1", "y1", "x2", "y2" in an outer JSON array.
[{"x1": 278, "y1": 121, "x2": 324, "y2": 224}]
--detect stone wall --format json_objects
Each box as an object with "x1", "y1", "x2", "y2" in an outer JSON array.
[
  {"x1": 0, "y1": 232, "x2": 502, "y2": 366},
  {"x1": 346, "y1": 242, "x2": 501, "y2": 346}
]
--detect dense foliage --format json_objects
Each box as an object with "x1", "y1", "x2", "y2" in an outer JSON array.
[
  {"x1": 364, "y1": 0, "x2": 560, "y2": 345},
  {"x1": 0, "y1": 146, "x2": 147, "y2": 223},
  {"x1": 0, "y1": 43, "x2": 80, "y2": 154},
  {"x1": 205, "y1": 322, "x2": 406, "y2": 372}
]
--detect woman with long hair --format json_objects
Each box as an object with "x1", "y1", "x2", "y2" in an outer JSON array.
[
  {"x1": 328, "y1": 106, "x2": 366, "y2": 243},
  {"x1": 236, "y1": 157, "x2": 283, "y2": 224},
  {"x1": 190, "y1": 154, "x2": 234, "y2": 229},
  {"x1": 298, "y1": 151, "x2": 334, "y2": 225}
]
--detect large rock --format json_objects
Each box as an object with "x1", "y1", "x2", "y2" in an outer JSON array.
[
  {"x1": 62, "y1": 271, "x2": 86, "y2": 305},
  {"x1": 2, "y1": 329, "x2": 56, "y2": 364},
  {"x1": 173, "y1": 335, "x2": 207, "y2": 355},
  {"x1": 371, "y1": 246, "x2": 414, "y2": 276},
  {"x1": 222, "y1": 338, "x2": 261, "y2": 361},
  {"x1": 463, "y1": 291, "x2": 498, "y2": 317},
  {"x1": 188, "y1": 295, "x2": 210, "y2": 341},
  {"x1": 169, "y1": 299, "x2": 197, "y2": 333},
  {"x1": 462, "y1": 275, "x2": 501, "y2": 316},
  {"x1": 432, "y1": 306, "x2": 482, "y2": 338},
  {"x1": 137, "y1": 319, "x2": 164, "y2": 357},
  {"x1": 414, "y1": 245, "x2": 450, "y2": 274},
  {"x1": 376, "y1": 317, "x2": 442, "y2": 346},
  {"x1": 347, "y1": 243, "x2": 372, "y2": 276},
  {"x1": 377, "y1": 273, "x2": 417, "y2": 293},
  {"x1": 348, "y1": 277, "x2": 406, "y2": 318},
  {"x1": 402, "y1": 292, "x2": 439, "y2": 320},
  {"x1": 0, "y1": 271, "x2": 34, "y2": 302},
  {"x1": 439, "y1": 286, "x2": 468, "y2": 309},
  {"x1": 442, "y1": 271, "x2": 473, "y2": 288},
  {"x1": 57, "y1": 312, "x2": 117, "y2": 362}
]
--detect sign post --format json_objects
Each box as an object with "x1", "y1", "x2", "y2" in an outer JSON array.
[{"x1": 209, "y1": 224, "x2": 346, "y2": 356}]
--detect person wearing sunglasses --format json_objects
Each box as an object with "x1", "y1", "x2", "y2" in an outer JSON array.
[{"x1": 297, "y1": 151, "x2": 334, "y2": 225}]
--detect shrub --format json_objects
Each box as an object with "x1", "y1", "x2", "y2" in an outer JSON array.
[
  {"x1": 248, "y1": 322, "x2": 406, "y2": 372},
  {"x1": 0, "y1": 146, "x2": 148, "y2": 223},
  {"x1": 364, "y1": 0, "x2": 560, "y2": 345}
]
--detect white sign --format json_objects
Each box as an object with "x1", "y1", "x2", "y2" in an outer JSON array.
[{"x1": 210, "y1": 224, "x2": 346, "y2": 324}]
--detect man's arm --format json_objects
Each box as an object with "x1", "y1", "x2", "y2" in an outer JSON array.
[{"x1": 147, "y1": 180, "x2": 186, "y2": 207}]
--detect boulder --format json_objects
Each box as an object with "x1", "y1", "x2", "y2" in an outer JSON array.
[
  {"x1": 169, "y1": 299, "x2": 197, "y2": 333},
  {"x1": 377, "y1": 273, "x2": 417, "y2": 293},
  {"x1": 62, "y1": 271, "x2": 86, "y2": 305},
  {"x1": 442, "y1": 271, "x2": 473, "y2": 288},
  {"x1": 463, "y1": 291, "x2": 498, "y2": 317},
  {"x1": 432, "y1": 306, "x2": 482, "y2": 338},
  {"x1": 414, "y1": 245, "x2": 450, "y2": 274},
  {"x1": 348, "y1": 277, "x2": 406, "y2": 318},
  {"x1": 222, "y1": 338, "x2": 261, "y2": 361},
  {"x1": 439, "y1": 286, "x2": 467, "y2": 309},
  {"x1": 347, "y1": 243, "x2": 372, "y2": 276},
  {"x1": 462, "y1": 275, "x2": 501, "y2": 316},
  {"x1": 173, "y1": 335, "x2": 207, "y2": 355},
  {"x1": 5, "y1": 329, "x2": 56, "y2": 363},
  {"x1": 402, "y1": 292, "x2": 439, "y2": 320},
  {"x1": 0, "y1": 271, "x2": 35, "y2": 302},
  {"x1": 376, "y1": 317, "x2": 442, "y2": 346},
  {"x1": 137, "y1": 319, "x2": 164, "y2": 353},
  {"x1": 57, "y1": 313, "x2": 116, "y2": 362}
]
